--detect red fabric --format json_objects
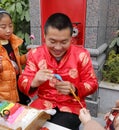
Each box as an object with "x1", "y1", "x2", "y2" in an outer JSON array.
[
  {"x1": 18, "y1": 44, "x2": 98, "y2": 115},
  {"x1": 105, "y1": 110, "x2": 119, "y2": 130}
]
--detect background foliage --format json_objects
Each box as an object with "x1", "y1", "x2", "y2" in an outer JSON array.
[
  {"x1": 0, "y1": 0, "x2": 31, "y2": 54},
  {"x1": 102, "y1": 50, "x2": 119, "y2": 83},
  {"x1": 102, "y1": 30, "x2": 119, "y2": 83}
]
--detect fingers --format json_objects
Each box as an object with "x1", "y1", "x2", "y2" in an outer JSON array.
[
  {"x1": 79, "y1": 108, "x2": 90, "y2": 118},
  {"x1": 55, "y1": 81, "x2": 72, "y2": 95},
  {"x1": 37, "y1": 69, "x2": 54, "y2": 81},
  {"x1": 40, "y1": 69, "x2": 53, "y2": 73},
  {"x1": 31, "y1": 69, "x2": 54, "y2": 87},
  {"x1": 40, "y1": 72, "x2": 54, "y2": 81},
  {"x1": 79, "y1": 108, "x2": 91, "y2": 125},
  {"x1": 80, "y1": 108, "x2": 88, "y2": 114},
  {"x1": 57, "y1": 87, "x2": 70, "y2": 95},
  {"x1": 115, "y1": 100, "x2": 119, "y2": 108},
  {"x1": 104, "y1": 112, "x2": 110, "y2": 121}
]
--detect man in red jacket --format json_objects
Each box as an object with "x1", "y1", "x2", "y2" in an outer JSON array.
[{"x1": 18, "y1": 13, "x2": 98, "y2": 130}]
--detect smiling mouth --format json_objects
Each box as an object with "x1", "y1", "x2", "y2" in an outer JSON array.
[{"x1": 54, "y1": 51, "x2": 63, "y2": 56}]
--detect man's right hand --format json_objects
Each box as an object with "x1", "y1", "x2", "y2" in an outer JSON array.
[{"x1": 31, "y1": 69, "x2": 54, "y2": 88}]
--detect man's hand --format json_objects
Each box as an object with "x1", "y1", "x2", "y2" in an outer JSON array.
[
  {"x1": 55, "y1": 81, "x2": 76, "y2": 95},
  {"x1": 31, "y1": 69, "x2": 54, "y2": 87},
  {"x1": 116, "y1": 100, "x2": 119, "y2": 108},
  {"x1": 79, "y1": 108, "x2": 91, "y2": 125}
]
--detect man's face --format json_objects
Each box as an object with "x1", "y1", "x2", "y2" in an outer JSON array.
[{"x1": 45, "y1": 26, "x2": 72, "y2": 59}]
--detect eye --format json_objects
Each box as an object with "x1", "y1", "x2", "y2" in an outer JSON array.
[
  {"x1": 61, "y1": 40, "x2": 68, "y2": 45},
  {"x1": 0, "y1": 25, "x2": 6, "y2": 29},
  {"x1": 49, "y1": 40, "x2": 56, "y2": 44},
  {"x1": 9, "y1": 24, "x2": 13, "y2": 28}
]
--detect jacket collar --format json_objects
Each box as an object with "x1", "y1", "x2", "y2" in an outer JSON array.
[{"x1": 9, "y1": 34, "x2": 23, "y2": 49}]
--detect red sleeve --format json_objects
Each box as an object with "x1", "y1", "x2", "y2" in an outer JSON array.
[
  {"x1": 18, "y1": 50, "x2": 39, "y2": 97},
  {"x1": 76, "y1": 50, "x2": 98, "y2": 98}
]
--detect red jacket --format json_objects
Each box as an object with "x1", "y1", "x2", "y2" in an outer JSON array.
[{"x1": 18, "y1": 44, "x2": 98, "y2": 115}]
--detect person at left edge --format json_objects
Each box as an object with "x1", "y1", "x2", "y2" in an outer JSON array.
[
  {"x1": 0, "y1": 8, "x2": 30, "y2": 105},
  {"x1": 18, "y1": 13, "x2": 98, "y2": 129}
]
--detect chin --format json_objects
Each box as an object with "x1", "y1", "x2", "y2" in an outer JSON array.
[
  {"x1": 51, "y1": 52, "x2": 64, "y2": 58},
  {"x1": 51, "y1": 53, "x2": 60, "y2": 58}
]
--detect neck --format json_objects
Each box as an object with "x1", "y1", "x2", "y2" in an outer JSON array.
[
  {"x1": 0, "y1": 40, "x2": 9, "y2": 45},
  {"x1": 55, "y1": 57, "x2": 62, "y2": 63}
]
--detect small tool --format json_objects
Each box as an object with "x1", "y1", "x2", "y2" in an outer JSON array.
[
  {"x1": 70, "y1": 88, "x2": 83, "y2": 108},
  {"x1": 54, "y1": 74, "x2": 63, "y2": 81}
]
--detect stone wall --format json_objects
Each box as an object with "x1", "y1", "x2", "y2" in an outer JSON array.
[
  {"x1": 85, "y1": 0, "x2": 108, "y2": 49},
  {"x1": 29, "y1": 0, "x2": 41, "y2": 45},
  {"x1": 85, "y1": 0, "x2": 119, "y2": 49},
  {"x1": 84, "y1": 0, "x2": 119, "y2": 116},
  {"x1": 85, "y1": 0, "x2": 119, "y2": 81},
  {"x1": 105, "y1": 0, "x2": 119, "y2": 44},
  {"x1": 99, "y1": 81, "x2": 119, "y2": 113}
]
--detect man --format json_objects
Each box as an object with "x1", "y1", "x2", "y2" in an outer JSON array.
[{"x1": 18, "y1": 13, "x2": 98, "y2": 130}]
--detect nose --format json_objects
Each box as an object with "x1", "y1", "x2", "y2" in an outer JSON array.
[
  {"x1": 6, "y1": 27, "x2": 11, "y2": 33},
  {"x1": 54, "y1": 43, "x2": 62, "y2": 50}
]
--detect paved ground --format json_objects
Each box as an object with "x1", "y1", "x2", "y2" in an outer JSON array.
[{"x1": 80, "y1": 112, "x2": 106, "y2": 130}]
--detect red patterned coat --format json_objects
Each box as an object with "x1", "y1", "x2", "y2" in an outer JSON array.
[{"x1": 18, "y1": 44, "x2": 98, "y2": 115}]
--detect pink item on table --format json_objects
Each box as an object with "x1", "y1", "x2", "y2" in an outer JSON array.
[{"x1": 7, "y1": 106, "x2": 25, "y2": 123}]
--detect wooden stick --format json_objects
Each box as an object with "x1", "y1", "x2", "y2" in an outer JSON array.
[{"x1": 70, "y1": 88, "x2": 84, "y2": 108}]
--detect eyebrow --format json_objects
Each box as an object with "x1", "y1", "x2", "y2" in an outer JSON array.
[
  {"x1": 0, "y1": 24, "x2": 6, "y2": 26},
  {"x1": 0, "y1": 23, "x2": 12, "y2": 26},
  {"x1": 49, "y1": 38, "x2": 68, "y2": 42}
]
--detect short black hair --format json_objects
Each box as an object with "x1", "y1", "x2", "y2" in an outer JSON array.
[
  {"x1": 0, "y1": 8, "x2": 12, "y2": 20},
  {"x1": 44, "y1": 13, "x2": 73, "y2": 36}
]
